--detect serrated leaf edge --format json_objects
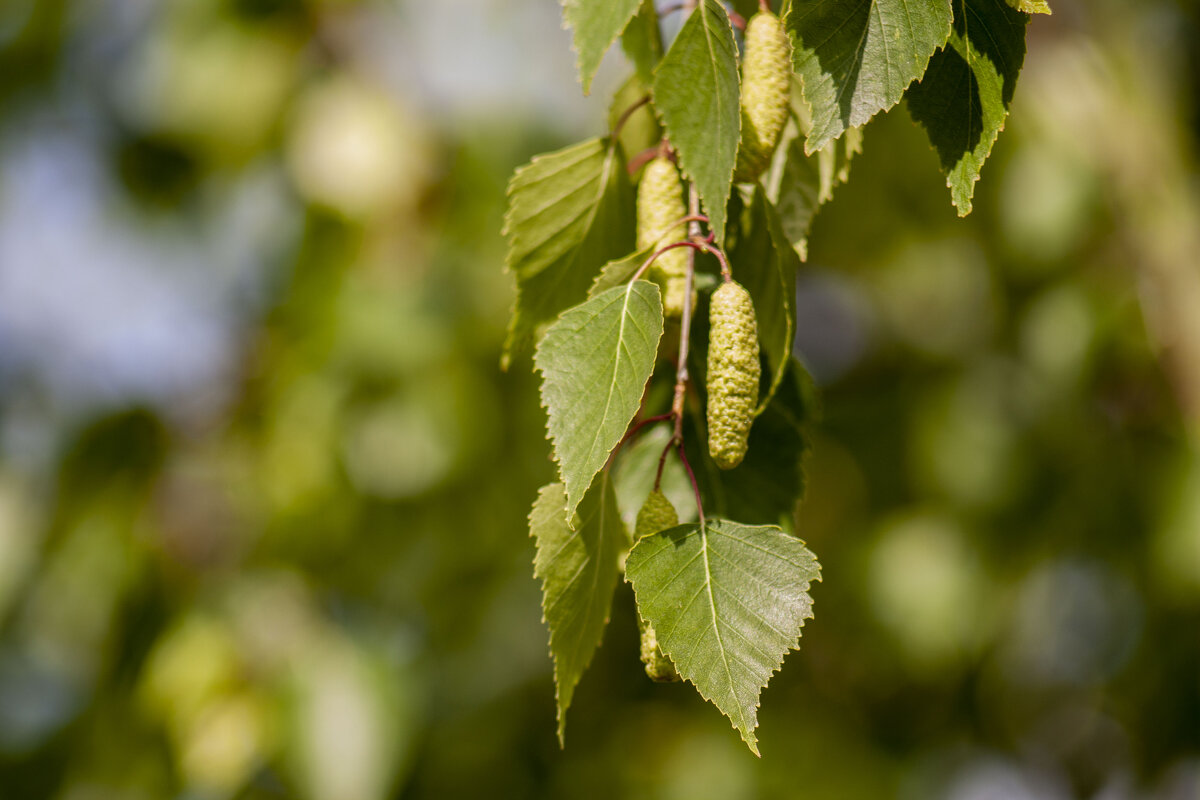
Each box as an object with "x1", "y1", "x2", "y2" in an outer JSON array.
[
  {"x1": 534, "y1": 281, "x2": 664, "y2": 523},
  {"x1": 561, "y1": 0, "x2": 643, "y2": 95},
  {"x1": 625, "y1": 519, "x2": 822, "y2": 755},
  {"x1": 651, "y1": 0, "x2": 741, "y2": 243},
  {"x1": 788, "y1": 0, "x2": 955, "y2": 155}
]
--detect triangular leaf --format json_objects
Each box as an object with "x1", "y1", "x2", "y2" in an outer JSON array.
[
  {"x1": 787, "y1": 0, "x2": 954, "y2": 153},
  {"x1": 907, "y1": 0, "x2": 1028, "y2": 215},
  {"x1": 625, "y1": 518, "x2": 821, "y2": 754},
  {"x1": 587, "y1": 245, "x2": 656, "y2": 299},
  {"x1": 767, "y1": 135, "x2": 821, "y2": 260},
  {"x1": 652, "y1": 0, "x2": 740, "y2": 243},
  {"x1": 530, "y1": 475, "x2": 629, "y2": 744},
  {"x1": 766, "y1": 82, "x2": 863, "y2": 259},
  {"x1": 536, "y1": 282, "x2": 665, "y2": 522},
  {"x1": 621, "y1": 0, "x2": 664, "y2": 88},
  {"x1": 562, "y1": 0, "x2": 642, "y2": 95},
  {"x1": 503, "y1": 138, "x2": 635, "y2": 365}
]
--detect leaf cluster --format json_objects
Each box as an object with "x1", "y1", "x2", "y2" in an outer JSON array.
[{"x1": 507, "y1": 0, "x2": 1047, "y2": 755}]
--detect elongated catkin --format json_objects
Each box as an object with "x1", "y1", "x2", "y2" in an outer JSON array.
[
  {"x1": 706, "y1": 281, "x2": 760, "y2": 469},
  {"x1": 735, "y1": 11, "x2": 792, "y2": 183}
]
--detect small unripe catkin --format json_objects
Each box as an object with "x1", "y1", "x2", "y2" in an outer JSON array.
[
  {"x1": 634, "y1": 490, "x2": 681, "y2": 682},
  {"x1": 635, "y1": 157, "x2": 692, "y2": 318},
  {"x1": 635, "y1": 488, "x2": 678, "y2": 540},
  {"x1": 735, "y1": 11, "x2": 792, "y2": 183},
  {"x1": 706, "y1": 281, "x2": 760, "y2": 470}
]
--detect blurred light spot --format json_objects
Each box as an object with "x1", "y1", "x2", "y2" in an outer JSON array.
[
  {"x1": 286, "y1": 636, "x2": 418, "y2": 800},
  {"x1": 349, "y1": 0, "x2": 616, "y2": 129},
  {"x1": 179, "y1": 691, "x2": 270, "y2": 794},
  {"x1": 873, "y1": 238, "x2": 996, "y2": 360},
  {"x1": 1019, "y1": 284, "x2": 1096, "y2": 392},
  {"x1": 944, "y1": 756, "x2": 1071, "y2": 800},
  {"x1": 911, "y1": 364, "x2": 1025, "y2": 509},
  {"x1": 341, "y1": 392, "x2": 457, "y2": 500},
  {"x1": 287, "y1": 73, "x2": 435, "y2": 220},
  {"x1": 869, "y1": 512, "x2": 990, "y2": 669},
  {"x1": 1000, "y1": 145, "x2": 1098, "y2": 270},
  {"x1": 659, "y1": 729, "x2": 754, "y2": 800},
  {"x1": 1002, "y1": 560, "x2": 1142, "y2": 687},
  {"x1": 139, "y1": 615, "x2": 242, "y2": 733},
  {"x1": 116, "y1": 15, "x2": 297, "y2": 158}
]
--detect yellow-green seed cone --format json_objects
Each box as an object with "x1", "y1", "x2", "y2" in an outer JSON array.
[
  {"x1": 734, "y1": 11, "x2": 792, "y2": 183},
  {"x1": 639, "y1": 621, "x2": 680, "y2": 682},
  {"x1": 634, "y1": 490, "x2": 680, "y2": 681},
  {"x1": 706, "y1": 281, "x2": 760, "y2": 469},
  {"x1": 636, "y1": 157, "x2": 690, "y2": 318},
  {"x1": 635, "y1": 489, "x2": 679, "y2": 540}
]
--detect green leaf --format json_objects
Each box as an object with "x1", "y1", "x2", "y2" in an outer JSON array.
[
  {"x1": 588, "y1": 245, "x2": 656, "y2": 299},
  {"x1": 530, "y1": 475, "x2": 629, "y2": 744},
  {"x1": 787, "y1": 0, "x2": 954, "y2": 153},
  {"x1": 652, "y1": 0, "x2": 740, "y2": 243},
  {"x1": 625, "y1": 518, "x2": 821, "y2": 754},
  {"x1": 907, "y1": 0, "x2": 1028, "y2": 215},
  {"x1": 686, "y1": 356, "x2": 814, "y2": 527},
  {"x1": 1006, "y1": 0, "x2": 1050, "y2": 13},
  {"x1": 730, "y1": 188, "x2": 798, "y2": 416},
  {"x1": 607, "y1": 75, "x2": 661, "y2": 170},
  {"x1": 535, "y1": 282, "x2": 665, "y2": 522},
  {"x1": 612, "y1": 422, "x2": 696, "y2": 527},
  {"x1": 503, "y1": 138, "x2": 635, "y2": 366},
  {"x1": 621, "y1": 0, "x2": 663, "y2": 88},
  {"x1": 562, "y1": 0, "x2": 642, "y2": 95},
  {"x1": 766, "y1": 83, "x2": 863, "y2": 259}
]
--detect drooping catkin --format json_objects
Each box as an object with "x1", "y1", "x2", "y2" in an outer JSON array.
[
  {"x1": 634, "y1": 489, "x2": 681, "y2": 682},
  {"x1": 734, "y1": 11, "x2": 792, "y2": 183},
  {"x1": 706, "y1": 281, "x2": 760, "y2": 470},
  {"x1": 636, "y1": 157, "x2": 691, "y2": 318}
]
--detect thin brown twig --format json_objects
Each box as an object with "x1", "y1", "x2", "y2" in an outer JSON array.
[
  {"x1": 670, "y1": 184, "x2": 705, "y2": 525},
  {"x1": 616, "y1": 413, "x2": 674, "y2": 454},
  {"x1": 711, "y1": 245, "x2": 733, "y2": 282},
  {"x1": 676, "y1": 438, "x2": 705, "y2": 526},
  {"x1": 674, "y1": 213, "x2": 710, "y2": 229},
  {"x1": 627, "y1": 145, "x2": 663, "y2": 175},
  {"x1": 630, "y1": 240, "x2": 710, "y2": 284},
  {"x1": 611, "y1": 94, "x2": 651, "y2": 140},
  {"x1": 605, "y1": 412, "x2": 674, "y2": 472},
  {"x1": 654, "y1": 436, "x2": 674, "y2": 490}
]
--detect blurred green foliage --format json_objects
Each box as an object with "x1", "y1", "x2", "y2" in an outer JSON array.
[{"x1": 0, "y1": 0, "x2": 1199, "y2": 798}]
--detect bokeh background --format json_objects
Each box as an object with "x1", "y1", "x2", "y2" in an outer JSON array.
[{"x1": 1, "y1": 0, "x2": 1199, "y2": 798}]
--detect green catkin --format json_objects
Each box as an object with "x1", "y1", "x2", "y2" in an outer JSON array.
[
  {"x1": 636, "y1": 157, "x2": 692, "y2": 318},
  {"x1": 706, "y1": 281, "x2": 760, "y2": 470},
  {"x1": 734, "y1": 11, "x2": 792, "y2": 183},
  {"x1": 634, "y1": 490, "x2": 681, "y2": 682}
]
